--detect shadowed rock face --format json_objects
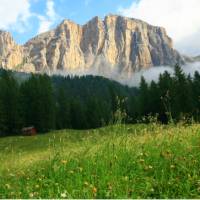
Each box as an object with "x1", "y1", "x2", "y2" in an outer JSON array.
[{"x1": 0, "y1": 15, "x2": 184, "y2": 74}]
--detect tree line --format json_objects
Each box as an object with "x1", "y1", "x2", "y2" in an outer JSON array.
[
  {"x1": 128, "y1": 65, "x2": 200, "y2": 124},
  {"x1": 0, "y1": 70, "x2": 135, "y2": 136},
  {"x1": 0, "y1": 64, "x2": 199, "y2": 136}
]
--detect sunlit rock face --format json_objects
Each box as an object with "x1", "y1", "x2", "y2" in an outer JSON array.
[
  {"x1": 0, "y1": 15, "x2": 184, "y2": 74},
  {"x1": 0, "y1": 31, "x2": 24, "y2": 70}
]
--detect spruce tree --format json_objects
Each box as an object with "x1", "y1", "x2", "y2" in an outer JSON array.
[
  {"x1": 158, "y1": 71, "x2": 173, "y2": 123},
  {"x1": 56, "y1": 87, "x2": 70, "y2": 129},
  {"x1": 172, "y1": 64, "x2": 191, "y2": 120},
  {"x1": 138, "y1": 76, "x2": 149, "y2": 118},
  {"x1": 0, "y1": 71, "x2": 21, "y2": 135}
]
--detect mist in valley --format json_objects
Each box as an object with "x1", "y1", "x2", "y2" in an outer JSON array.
[{"x1": 52, "y1": 61, "x2": 200, "y2": 87}]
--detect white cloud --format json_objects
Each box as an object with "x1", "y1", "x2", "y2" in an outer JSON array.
[
  {"x1": 38, "y1": 0, "x2": 58, "y2": 34},
  {"x1": 52, "y1": 61, "x2": 200, "y2": 87},
  {"x1": 46, "y1": 0, "x2": 56, "y2": 19},
  {"x1": 118, "y1": 0, "x2": 200, "y2": 56},
  {"x1": 127, "y1": 62, "x2": 200, "y2": 87},
  {"x1": 0, "y1": 0, "x2": 58, "y2": 35},
  {"x1": 0, "y1": 0, "x2": 32, "y2": 32}
]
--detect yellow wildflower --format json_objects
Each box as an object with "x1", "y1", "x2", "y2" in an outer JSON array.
[
  {"x1": 92, "y1": 187, "x2": 97, "y2": 194},
  {"x1": 61, "y1": 160, "x2": 67, "y2": 164}
]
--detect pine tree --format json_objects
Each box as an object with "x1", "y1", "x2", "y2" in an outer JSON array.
[
  {"x1": 56, "y1": 87, "x2": 70, "y2": 129},
  {"x1": 172, "y1": 64, "x2": 191, "y2": 120},
  {"x1": 86, "y1": 97, "x2": 102, "y2": 128},
  {"x1": 149, "y1": 80, "x2": 160, "y2": 116},
  {"x1": 158, "y1": 71, "x2": 173, "y2": 123},
  {"x1": 20, "y1": 74, "x2": 55, "y2": 132},
  {"x1": 70, "y1": 99, "x2": 87, "y2": 129},
  {"x1": 138, "y1": 76, "x2": 149, "y2": 118},
  {"x1": 193, "y1": 71, "x2": 200, "y2": 121},
  {"x1": 0, "y1": 71, "x2": 21, "y2": 135}
]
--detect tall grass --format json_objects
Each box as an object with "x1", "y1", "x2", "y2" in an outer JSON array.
[{"x1": 0, "y1": 124, "x2": 200, "y2": 198}]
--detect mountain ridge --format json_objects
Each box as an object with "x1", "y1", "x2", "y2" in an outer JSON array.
[{"x1": 0, "y1": 14, "x2": 185, "y2": 76}]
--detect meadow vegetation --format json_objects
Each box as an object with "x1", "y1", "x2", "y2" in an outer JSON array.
[{"x1": 0, "y1": 123, "x2": 200, "y2": 198}]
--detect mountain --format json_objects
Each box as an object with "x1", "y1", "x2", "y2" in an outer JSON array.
[
  {"x1": 0, "y1": 31, "x2": 24, "y2": 70},
  {"x1": 0, "y1": 15, "x2": 184, "y2": 76}
]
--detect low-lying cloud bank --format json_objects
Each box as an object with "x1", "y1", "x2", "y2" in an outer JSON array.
[
  {"x1": 126, "y1": 62, "x2": 200, "y2": 87},
  {"x1": 52, "y1": 62, "x2": 200, "y2": 88}
]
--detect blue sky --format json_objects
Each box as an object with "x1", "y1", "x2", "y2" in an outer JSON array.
[
  {"x1": 0, "y1": 0, "x2": 200, "y2": 55},
  {"x1": 1, "y1": 0, "x2": 133, "y2": 44}
]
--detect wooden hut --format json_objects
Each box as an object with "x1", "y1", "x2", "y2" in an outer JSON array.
[{"x1": 22, "y1": 127, "x2": 37, "y2": 136}]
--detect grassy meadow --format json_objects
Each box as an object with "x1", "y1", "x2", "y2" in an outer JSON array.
[{"x1": 0, "y1": 123, "x2": 200, "y2": 198}]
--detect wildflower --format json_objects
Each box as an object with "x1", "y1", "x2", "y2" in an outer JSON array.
[
  {"x1": 139, "y1": 159, "x2": 145, "y2": 163},
  {"x1": 150, "y1": 188, "x2": 155, "y2": 192},
  {"x1": 34, "y1": 192, "x2": 39, "y2": 196},
  {"x1": 9, "y1": 173, "x2": 15, "y2": 177},
  {"x1": 148, "y1": 165, "x2": 153, "y2": 169},
  {"x1": 61, "y1": 160, "x2": 67, "y2": 164},
  {"x1": 35, "y1": 184, "x2": 40, "y2": 189},
  {"x1": 69, "y1": 170, "x2": 74, "y2": 174},
  {"x1": 124, "y1": 176, "x2": 129, "y2": 181},
  {"x1": 92, "y1": 187, "x2": 97, "y2": 194},
  {"x1": 84, "y1": 181, "x2": 89, "y2": 187},
  {"x1": 78, "y1": 167, "x2": 83, "y2": 172},
  {"x1": 170, "y1": 165, "x2": 175, "y2": 169},
  {"x1": 5, "y1": 184, "x2": 11, "y2": 189},
  {"x1": 29, "y1": 193, "x2": 34, "y2": 198},
  {"x1": 61, "y1": 191, "x2": 67, "y2": 198}
]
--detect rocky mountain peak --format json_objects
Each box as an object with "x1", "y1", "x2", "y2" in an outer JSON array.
[
  {"x1": 0, "y1": 30, "x2": 24, "y2": 70},
  {"x1": 0, "y1": 15, "x2": 185, "y2": 75}
]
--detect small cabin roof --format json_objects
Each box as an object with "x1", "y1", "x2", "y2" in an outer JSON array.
[{"x1": 22, "y1": 127, "x2": 35, "y2": 131}]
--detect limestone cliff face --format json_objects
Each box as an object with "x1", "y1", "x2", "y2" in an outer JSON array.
[
  {"x1": 0, "y1": 15, "x2": 184, "y2": 74},
  {"x1": 0, "y1": 31, "x2": 24, "y2": 70}
]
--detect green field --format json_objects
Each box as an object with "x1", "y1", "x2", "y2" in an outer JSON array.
[{"x1": 0, "y1": 124, "x2": 200, "y2": 198}]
